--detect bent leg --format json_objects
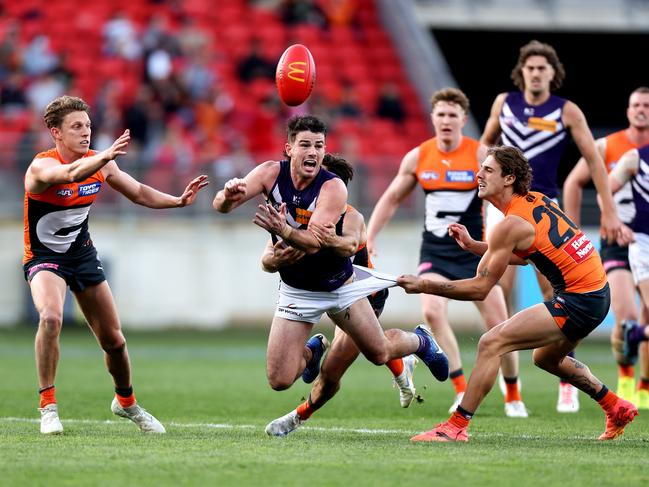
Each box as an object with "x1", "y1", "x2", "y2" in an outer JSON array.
[
  {"x1": 460, "y1": 304, "x2": 566, "y2": 413},
  {"x1": 266, "y1": 316, "x2": 314, "y2": 390},
  {"x1": 30, "y1": 271, "x2": 68, "y2": 389},
  {"x1": 309, "y1": 327, "x2": 360, "y2": 409},
  {"x1": 607, "y1": 269, "x2": 638, "y2": 361},
  {"x1": 329, "y1": 298, "x2": 419, "y2": 365},
  {"x1": 74, "y1": 281, "x2": 131, "y2": 389}
]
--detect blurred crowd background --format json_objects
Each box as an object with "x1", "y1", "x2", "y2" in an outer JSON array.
[{"x1": 0, "y1": 0, "x2": 430, "y2": 218}]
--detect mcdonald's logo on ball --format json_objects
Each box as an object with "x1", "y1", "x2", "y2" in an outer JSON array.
[{"x1": 276, "y1": 44, "x2": 316, "y2": 107}]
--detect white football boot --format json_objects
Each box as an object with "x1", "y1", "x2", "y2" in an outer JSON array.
[
  {"x1": 393, "y1": 355, "x2": 418, "y2": 408},
  {"x1": 265, "y1": 410, "x2": 304, "y2": 437},
  {"x1": 39, "y1": 403, "x2": 63, "y2": 435},
  {"x1": 111, "y1": 398, "x2": 166, "y2": 433}
]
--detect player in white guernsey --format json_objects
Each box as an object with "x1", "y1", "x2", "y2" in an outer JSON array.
[{"x1": 481, "y1": 40, "x2": 627, "y2": 413}]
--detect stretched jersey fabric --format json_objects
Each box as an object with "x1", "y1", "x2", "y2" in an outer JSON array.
[
  {"x1": 499, "y1": 92, "x2": 568, "y2": 199},
  {"x1": 631, "y1": 146, "x2": 649, "y2": 235},
  {"x1": 506, "y1": 191, "x2": 606, "y2": 294},
  {"x1": 23, "y1": 149, "x2": 103, "y2": 264},
  {"x1": 268, "y1": 160, "x2": 352, "y2": 292},
  {"x1": 604, "y1": 130, "x2": 638, "y2": 224},
  {"x1": 415, "y1": 136, "x2": 483, "y2": 246}
]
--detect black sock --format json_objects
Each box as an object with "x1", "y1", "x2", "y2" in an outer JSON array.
[
  {"x1": 115, "y1": 386, "x2": 133, "y2": 398},
  {"x1": 592, "y1": 385, "x2": 609, "y2": 401},
  {"x1": 456, "y1": 405, "x2": 474, "y2": 420}
]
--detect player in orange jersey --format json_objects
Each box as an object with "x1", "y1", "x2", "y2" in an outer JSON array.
[
  {"x1": 24, "y1": 96, "x2": 208, "y2": 435},
  {"x1": 367, "y1": 88, "x2": 528, "y2": 418},
  {"x1": 563, "y1": 87, "x2": 649, "y2": 406},
  {"x1": 398, "y1": 145, "x2": 637, "y2": 442},
  {"x1": 263, "y1": 154, "x2": 417, "y2": 436},
  {"x1": 481, "y1": 41, "x2": 625, "y2": 412}
]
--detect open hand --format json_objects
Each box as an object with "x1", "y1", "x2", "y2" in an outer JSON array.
[{"x1": 178, "y1": 175, "x2": 209, "y2": 207}]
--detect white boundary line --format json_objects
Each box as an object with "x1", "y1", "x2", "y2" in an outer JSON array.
[{"x1": 1, "y1": 416, "x2": 642, "y2": 441}]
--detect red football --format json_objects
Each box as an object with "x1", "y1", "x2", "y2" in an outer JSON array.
[{"x1": 275, "y1": 44, "x2": 316, "y2": 107}]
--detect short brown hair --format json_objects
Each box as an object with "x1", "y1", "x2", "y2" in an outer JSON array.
[
  {"x1": 631, "y1": 86, "x2": 649, "y2": 97},
  {"x1": 511, "y1": 40, "x2": 565, "y2": 91},
  {"x1": 430, "y1": 87, "x2": 469, "y2": 113},
  {"x1": 322, "y1": 153, "x2": 354, "y2": 186},
  {"x1": 487, "y1": 146, "x2": 532, "y2": 195},
  {"x1": 43, "y1": 95, "x2": 89, "y2": 129}
]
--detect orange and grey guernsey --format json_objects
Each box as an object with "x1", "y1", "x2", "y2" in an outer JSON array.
[
  {"x1": 604, "y1": 130, "x2": 639, "y2": 225},
  {"x1": 23, "y1": 149, "x2": 104, "y2": 264},
  {"x1": 506, "y1": 191, "x2": 607, "y2": 294},
  {"x1": 416, "y1": 136, "x2": 483, "y2": 244}
]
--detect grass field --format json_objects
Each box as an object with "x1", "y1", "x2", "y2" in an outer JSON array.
[{"x1": 0, "y1": 327, "x2": 646, "y2": 487}]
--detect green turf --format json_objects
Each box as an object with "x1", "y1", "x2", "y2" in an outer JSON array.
[{"x1": 0, "y1": 327, "x2": 646, "y2": 487}]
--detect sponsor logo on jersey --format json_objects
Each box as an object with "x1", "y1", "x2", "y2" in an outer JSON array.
[
  {"x1": 78, "y1": 182, "x2": 101, "y2": 197},
  {"x1": 563, "y1": 232, "x2": 595, "y2": 263},
  {"x1": 278, "y1": 303, "x2": 303, "y2": 317},
  {"x1": 445, "y1": 170, "x2": 475, "y2": 183},
  {"x1": 527, "y1": 117, "x2": 557, "y2": 133},
  {"x1": 419, "y1": 170, "x2": 439, "y2": 181},
  {"x1": 56, "y1": 188, "x2": 74, "y2": 198},
  {"x1": 295, "y1": 207, "x2": 312, "y2": 225}
]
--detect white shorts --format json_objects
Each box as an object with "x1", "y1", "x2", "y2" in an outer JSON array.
[
  {"x1": 275, "y1": 265, "x2": 397, "y2": 323},
  {"x1": 629, "y1": 232, "x2": 649, "y2": 285}
]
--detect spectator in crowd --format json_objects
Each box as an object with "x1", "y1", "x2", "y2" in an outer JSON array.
[
  {"x1": 376, "y1": 82, "x2": 405, "y2": 123},
  {"x1": 237, "y1": 39, "x2": 276, "y2": 83}
]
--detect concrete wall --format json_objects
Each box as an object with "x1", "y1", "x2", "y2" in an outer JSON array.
[{"x1": 0, "y1": 218, "x2": 485, "y2": 330}]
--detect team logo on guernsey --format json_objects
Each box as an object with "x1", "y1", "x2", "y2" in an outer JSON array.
[
  {"x1": 563, "y1": 232, "x2": 594, "y2": 263},
  {"x1": 78, "y1": 182, "x2": 101, "y2": 196},
  {"x1": 295, "y1": 207, "x2": 312, "y2": 225},
  {"x1": 420, "y1": 171, "x2": 439, "y2": 181},
  {"x1": 56, "y1": 188, "x2": 74, "y2": 198},
  {"x1": 445, "y1": 170, "x2": 475, "y2": 183}
]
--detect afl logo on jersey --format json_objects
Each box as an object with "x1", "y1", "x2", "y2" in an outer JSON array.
[
  {"x1": 56, "y1": 188, "x2": 74, "y2": 198},
  {"x1": 420, "y1": 171, "x2": 439, "y2": 181},
  {"x1": 445, "y1": 170, "x2": 475, "y2": 183},
  {"x1": 78, "y1": 182, "x2": 101, "y2": 197}
]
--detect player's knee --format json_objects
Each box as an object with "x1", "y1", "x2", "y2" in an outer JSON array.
[
  {"x1": 101, "y1": 337, "x2": 126, "y2": 354},
  {"x1": 267, "y1": 371, "x2": 294, "y2": 391},
  {"x1": 422, "y1": 307, "x2": 444, "y2": 327},
  {"x1": 38, "y1": 310, "x2": 63, "y2": 334},
  {"x1": 532, "y1": 350, "x2": 556, "y2": 372},
  {"x1": 364, "y1": 349, "x2": 389, "y2": 366},
  {"x1": 476, "y1": 330, "x2": 503, "y2": 358}
]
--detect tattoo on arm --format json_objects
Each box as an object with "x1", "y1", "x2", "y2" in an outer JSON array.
[{"x1": 479, "y1": 267, "x2": 490, "y2": 278}]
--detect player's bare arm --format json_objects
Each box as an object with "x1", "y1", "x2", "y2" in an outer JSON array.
[
  {"x1": 255, "y1": 177, "x2": 347, "y2": 253},
  {"x1": 102, "y1": 161, "x2": 208, "y2": 208},
  {"x1": 609, "y1": 148, "x2": 639, "y2": 193},
  {"x1": 366, "y1": 147, "x2": 419, "y2": 256},
  {"x1": 399, "y1": 217, "x2": 532, "y2": 300},
  {"x1": 448, "y1": 220, "x2": 529, "y2": 264},
  {"x1": 564, "y1": 101, "x2": 622, "y2": 241},
  {"x1": 310, "y1": 207, "x2": 364, "y2": 257},
  {"x1": 213, "y1": 161, "x2": 279, "y2": 213},
  {"x1": 260, "y1": 238, "x2": 305, "y2": 273},
  {"x1": 25, "y1": 130, "x2": 131, "y2": 194},
  {"x1": 480, "y1": 93, "x2": 507, "y2": 146},
  {"x1": 562, "y1": 138, "x2": 607, "y2": 226}
]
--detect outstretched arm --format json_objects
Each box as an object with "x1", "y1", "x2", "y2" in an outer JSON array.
[
  {"x1": 25, "y1": 130, "x2": 131, "y2": 194},
  {"x1": 102, "y1": 162, "x2": 208, "y2": 208},
  {"x1": 213, "y1": 161, "x2": 279, "y2": 213},
  {"x1": 399, "y1": 217, "x2": 532, "y2": 300},
  {"x1": 448, "y1": 222, "x2": 528, "y2": 265}
]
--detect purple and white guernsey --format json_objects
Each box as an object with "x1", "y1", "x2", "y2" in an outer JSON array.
[
  {"x1": 267, "y1": 160, "x2": 353, "y2": 292},
  {"x1": 499, "y1": 92, "x2": 568, "y2": 198},
  {"x1": 631, "y1": 146, "x2": 649, "y2": 235}
]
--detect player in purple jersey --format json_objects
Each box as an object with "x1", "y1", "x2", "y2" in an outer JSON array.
[
  {"x1": 213, "y1": 116, "x2": 449, "y2": 411},
  {"x1": 613, "y1": 145, "x2": 649, "y2": 410},
  {"x1": 481, "y1": 40, "x2": 627, "y2": 412}
]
